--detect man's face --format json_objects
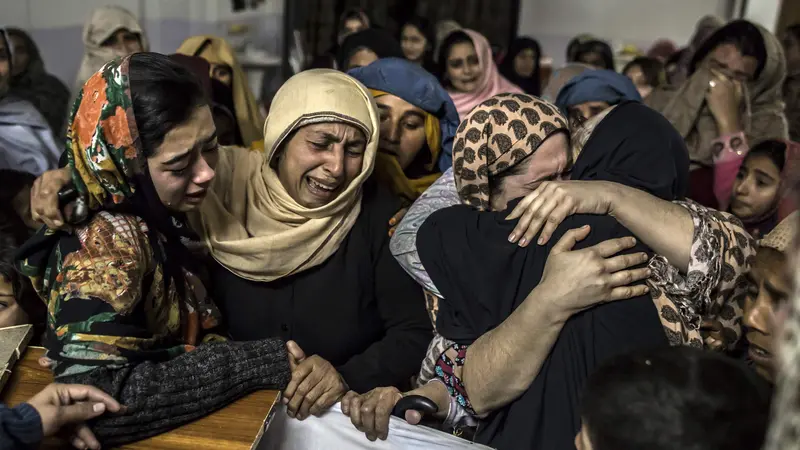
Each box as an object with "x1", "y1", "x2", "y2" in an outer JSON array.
[{"x1": 0, "y1": 36, "x2": 11, "y2": 96}]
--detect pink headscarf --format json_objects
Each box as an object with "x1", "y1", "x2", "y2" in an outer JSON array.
[{"x1": 446, "y1": 29, "x2": 522, "y2": 120}]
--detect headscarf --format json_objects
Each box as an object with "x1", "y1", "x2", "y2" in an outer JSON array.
[
  {"x1": 191, "y1": 70, "x2": 379, "y2": 282},
  {"x1": 434, "y1": 20, "x2": 462, "y2": 62},
  {"x1": 760, "y1": 211, "x2": 799, "y2": 254},
  {"x1": 541, "y1": 62, "x2": 594, "y2": 102},
  {"x1": 452, "y1": 93, "x2": 568, "y2": 211},
  {"x1": 555, "y1": 69, "x2": 642, "y2": 114},
  {"x1": 336, "y1": 29, "x2": 404, "y2": 70},
  {"x1": 418, "y1": 101, "x2": 686, "y2": 449},
  {"x1": 5, "y1": 28, "x2": 70, "y2": 136},
  {"x1": 647, "y1": 20, "x2": 788, "y2": 169},
  {"x1": 499, "y1": 37, "x2": 542, "y2": 96},
  {"x1": 74, "y1": 6, "x2": 148, "y2": 92},
  {"x1": 441, "y1": 29, "x2": 523, "y2": 120},
  {"x1": 573, "y1": 39, "x2": 615, "y2": 70},
  {"x1": 348, "y1": 58, "x2": 459, "y2": 202},
  {"x1": 176, "y1": 36, "x2": 265, "y2": 149},
  {"x1": 669, "y1": 15, "x2": 725, "y2": 85}
]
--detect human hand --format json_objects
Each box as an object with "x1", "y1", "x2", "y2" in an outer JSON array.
[
  {"x1": 30, "y1": 167, "x2": 72, "y2": 229},
  {"x1": 27, "y1": 383, "x2": 124, "y2": 450},
  {"x1": 536, "y1": 225, "x2": 651, "y2": 321},
  {"x1": 388, "y1": 207, "x2": 408, "y2": 237},
  {"x1": 700, "y1": 318, "x2": 726, "y2": 351},
  {"x1": 705, "y1": 72, "x2": 743, "y2": 135},
  {"x1": 506, "y1": 180, "x2": 615, "y2": 247},
  {"x1": 283, "y1": 341, "x2": 347, "y2": 420},
  {"x1": 341, "y1": 388, "x2": 404, "y2": 441}
]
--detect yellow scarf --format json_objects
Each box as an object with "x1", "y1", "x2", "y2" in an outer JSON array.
[
  {"x1": 369, "y1": 89, "x2": 442, "y2": 204},
  {"x1": 176, "y1": 36, "x2": 265, "y2": 149},
  {"x1": 190, "y1": 70, "x2": 378, "y2": 282}
]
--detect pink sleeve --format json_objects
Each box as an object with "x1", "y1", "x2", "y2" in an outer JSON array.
[{"x1": 712, "y1": 131, "x2": 749, "y2": 211}]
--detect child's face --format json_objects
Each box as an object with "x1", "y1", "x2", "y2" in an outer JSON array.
[{"x1": 0, "y1": 276, "x2": 28, "y2": 328}]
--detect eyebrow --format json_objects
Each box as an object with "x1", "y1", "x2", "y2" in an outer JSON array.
[
  {"x1": 403, "y1": 111, "x2": 426, "y2": 121},
  {"x1": 161, "y1": 132, "x2": 217, "y2": 165},
  {"x1": 753, "y1": 168, "x2": 779, "y2": 181},
  {"x1": 764, "y1": 279, "x2": 789, "y2": 298}
]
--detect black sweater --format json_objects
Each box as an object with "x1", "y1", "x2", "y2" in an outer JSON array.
[{"x1": 212, "y1": 183, "x2": 432, "y2": 393}]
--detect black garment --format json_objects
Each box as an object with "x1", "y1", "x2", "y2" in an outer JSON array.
[
  {"x1": 337, "y1": 29, "x2": 404, "y2": 71},
  {"x1": 417, "y1": 101, "x2": 690, "y2": 449},
  {"x1": 499, "y1": 37, "x2": 542, "y2": 96},
  {"x1": 0, "y1": 403, "x2": 41, "y2": 449},
  {"x1": 212, "y1": 182, "x2": 432, "y2": 394}
]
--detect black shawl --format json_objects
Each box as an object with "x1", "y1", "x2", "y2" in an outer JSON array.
[{"x1": 417, "y1": 101, "x2": 689, "y2": 449}]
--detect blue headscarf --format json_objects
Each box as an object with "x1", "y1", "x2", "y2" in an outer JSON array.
[
  {"x1": 348, "y1": 57, "x2": 459, "y2": 171},
  {"x1": 555, "y1": 69, "x2": 642, "y2": 114}
]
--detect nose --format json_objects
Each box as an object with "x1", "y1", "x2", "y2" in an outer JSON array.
[
  {"x1": 743, "y1": 294, "x2": 771, "y2": 336},
  {"x1": 734, "y1": 177, "x2": 751, "y2": 197},
  {"x1": 193, "y1": 154, "x2": 216, "y2": 186},
  {"x1": 323, "y1": 145, "x2": 346, "y2": 179},
  {"x1": 382, "y1": 119, "x2": 401, "y2": 145}
]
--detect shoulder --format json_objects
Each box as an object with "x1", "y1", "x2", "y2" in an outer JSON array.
[{"x1": 73, "y1": 211, "x2": 152, "y2": 265}]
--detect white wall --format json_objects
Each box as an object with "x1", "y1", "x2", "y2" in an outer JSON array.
[
  {"x1": 0, "y1": 0, "x2": 283, "y2": 86},
  {"x1": 517, "y1": 0, "x2": 730, "y2": 66},
  {"x1": 744, "y1": 0, "x2": 782, "y2": 32}
]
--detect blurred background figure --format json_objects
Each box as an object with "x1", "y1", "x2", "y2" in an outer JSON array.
[
  {"x1": 337, "y1": 28, "x2": 403, "y2": 71},
  {"x1": 782, "y1": 24, "x2": 800, "y2": 142},
  {"x1": 499, "y1": 36, "x2": 542, "y2": 96},
  {"x1": 399, "y1": 16, "x2": 436, "y2": 73},
  {"x1": 5, "y1": 28, "x2": 70, "y2": 137},
  {"x1": 572, "y1": 38, "x2": 615, "y2": 70},
  {"x1": 622, "y1": 56, "x2": 666, "y2": 99},
  {"x1": 666, "y1": 15, "x2": 725, "y2": 85},
  {"x1": 74, "y1": 5, "x2": 147, "y2": 91},
  {"x1": 646, "y1": 38, "x2": 678, "y2": 63}
]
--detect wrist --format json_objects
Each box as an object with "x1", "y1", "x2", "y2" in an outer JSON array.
[
  {"x1": 409, "y1": 381, "x2": 450, "y2": 418},
  {"x1": 528, "y1": 285, "x2": 571, "y2": 325},
  {"x1": 602, "y1": 181, "x2": 622, "y2": 219}
]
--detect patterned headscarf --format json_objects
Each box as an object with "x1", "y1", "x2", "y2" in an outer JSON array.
[{"x1": 453, "y1": 93, "x2": 568, "y2": 210}]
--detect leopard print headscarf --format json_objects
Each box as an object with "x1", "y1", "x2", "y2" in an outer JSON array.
[{"x1": 452, "y1": 93, "x2": 568, "y2": 210}]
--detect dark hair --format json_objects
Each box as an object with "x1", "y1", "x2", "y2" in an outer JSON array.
[
  {"x1": 0, "y1": 218, "x2": 45, "y2": 340},
  {"x1": 400, "y1": 16, "x2": 436, "y2": 69},
  {"x1": 128, "y1": 52, "x2": 208, "y2": 157},
  {"x1": 581, "y1": 346, "x2": 771, "y2": 450},
  {"x1": 339, "y1": 8, "x2": 370, "y2": 34},
  {"x1": 574, "y1": 40, "x2": 615, "y2": 71},
  {"x1": 788, "y1": 24, "x2": 800, "y2": 43},
  {"x1": 0, "y1": 169, "x2": 35, "y2": 235},
  {"x1": 745, "y1": 139, "x2": 787, "y2": 172},
  {"x1": 622, "y1": 57, "x2": 666, "y2": 88},
  {"x1": 690, "y1": 20, "x2": 767, "y2": 78},
  {"x1": 437, "y1": 31, "x2": 474, "y2": 85}
]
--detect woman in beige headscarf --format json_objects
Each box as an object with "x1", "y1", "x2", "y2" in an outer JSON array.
[
  {"x1": 176, "y1": 36, "x2": 265, "y2": 149},
  {"x1": 74, "y1": 5, "x2": 147, "y2": 91},
  {"x1": 647, "y1": 20, "x2": 788, "y2": 209}
]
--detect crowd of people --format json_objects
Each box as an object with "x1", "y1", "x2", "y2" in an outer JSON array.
[{"x1": 0, "y1": 4, "x2": 799, "y2": 450}]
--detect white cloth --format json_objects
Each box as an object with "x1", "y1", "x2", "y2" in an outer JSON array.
[
  {"x1": 0, "y1": 96, "x2": 60, "y2": 175},
  {"x1": 261, "y1": 403, "x2": 494, "y2": 450}
]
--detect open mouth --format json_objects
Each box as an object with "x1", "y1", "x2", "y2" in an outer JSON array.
[
  {"x1": 748, "y1": 342, "x2": 772, "y2": 363},
  {"x1": 306, "y1": 176, "x2": 338, "y2": 198},
  {"x1": 184, "y1": 190, "x2": 208, "y2": 202}
]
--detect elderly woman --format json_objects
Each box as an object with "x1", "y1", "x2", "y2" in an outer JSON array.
[
  {"x1": 344, "y1": 97, "x2": 756, "y2": 447},
  {"x1": 647, "y1": 20, "x2": 788, "y2": 209},
  {"x1": 16, "y1": 54, "x2": 290, "y2": 447},
  {"x1": 348, "y1": 57, "x2": 459, "y2": 203},
  {"x1": 74, "y1": 6, "x2": 147, "y2": 91}
]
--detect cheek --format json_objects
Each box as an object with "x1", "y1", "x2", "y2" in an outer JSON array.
[
  {"x1": 400, "y1": 130, "x2": 427, "y2": 158},
  {"x1": 345, "y1": 155, "x2": 365, "y2": 182},
  {"x1": 149, "y1": 169, "x2": 191, "y2": 205}
]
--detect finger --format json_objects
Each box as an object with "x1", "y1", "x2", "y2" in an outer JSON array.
[
  {"x1": 283, "y1": 361, "x2": 313, "y2": 405},
  {"x1": 310, "y1": 389, "x2": 340, "y2": 417},
  {"x1": 70, "y1": 435, "x2": 88, "y2": 450},
  {"x1": 340, "y1": 391, "x2": 358, "y2": 416},
  {"x1": 60, "y1": 385, "x2": 122, "y2": 412},
  {"x1": 374, "y1": 398, "x2": 396, "y2": 440},
  {"x1": 587, "y1": 236, "x2": 637, "y2": 258},
  {"x1": 606, "y1": 283, "x2": 651, "y2": 301},
  {"x1": 505, "y1": 189, "x2": 540, "y2": 221},
  {"x1": 39, "y1": 356, "x2": 54, "y2": 368},
  {"x1": 509, "y1": 192, "x2": 550, "y2": 245},
  {"x1": 606, "y1": 267, "x2": 652, "y2": 289},
  {"x1": 73, "y1": 424, "x2": 100, "y2": 450},
  {"x1": 30, "y1": 177, "x2": 42, "y2": 223},
  {"x1": 537, "y1": 201, "x2": 573, "y2": 246},
  {"x1": 286, "y1": 340, "x2": 306, "y2": 362},
  {"x1": 361, "y1": 400, "x2": 378, "y2": 441},
  {"x1": 551, "y1": 225, "x2": 591, "y2": 253},
  {"x1": 288, "y1": 366, "x2": 322, "y2": 416},
  {"x1": 58, "y1": 402, "x2": 107, "y2": 426},
  {"x1": 349, "y1": 395, "x2": 364, "y2": 431},
  {"x1": 389, "y1": 208, "x2": 408, "y2": 226},
  {"x1": 297, "y1": 378, "x2": 327, "y2": 420},
  {"x1": 39, "y1": 182, "x2": 65, "y2": 229},
  {"x1": 405, "y1": 409, "x2": 423, "y2": 425},
  {"x1": 602, "y1": 252, "x2": 650, "y2": 274}
]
